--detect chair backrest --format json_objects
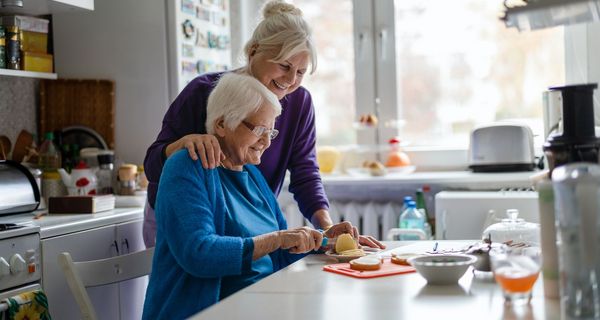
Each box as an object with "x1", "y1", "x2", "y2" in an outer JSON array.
[{"x1": 58, "y1": 247, "x2": 154, "y2": 320}]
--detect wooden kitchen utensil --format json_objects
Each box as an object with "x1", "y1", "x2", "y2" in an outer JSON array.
[
  {"x1": 12, "y1": 130, "x2": 34, "y2": 162},
  {"x1": 39, "y1": 79, "x2": 115, "y2": 149},
  {"x1": 0, "y1": 135, "x2": 11, "y2": 160}
]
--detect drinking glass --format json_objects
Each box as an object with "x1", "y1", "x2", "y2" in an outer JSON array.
[{"x1": 490, "y1": 246, "x2": 541, "y2": 305}]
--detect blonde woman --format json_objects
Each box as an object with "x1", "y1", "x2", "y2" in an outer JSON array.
[
  {"x1": 143, "y1": 1, "x2": 384, "y2": 249},
  {"x1": 143, "y1": 73, "x2": 325, "y2": 318}
]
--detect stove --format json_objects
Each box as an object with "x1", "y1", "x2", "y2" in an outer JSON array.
[{"x1": 0, "y1": 223, "x2": 41, "y2": 302}]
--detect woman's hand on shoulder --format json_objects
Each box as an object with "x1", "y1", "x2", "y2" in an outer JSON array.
[
  {"x1": 167, "y1": 134, "x2": 225, "y2": 169},
  {"x1": 278, "y1": 227, "x2": 323, "y2": 254}
]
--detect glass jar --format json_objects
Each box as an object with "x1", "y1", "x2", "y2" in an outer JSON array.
[{"x1": 482, "y1": 209, "x2": 540, "y2": 245}]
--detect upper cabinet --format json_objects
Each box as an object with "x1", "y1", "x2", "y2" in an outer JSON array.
[
  {"x1": 0, "y1": 0, "x2": 93, "y2": 16},
  {"x1": 0, "y1": 0, "x2": 93, "y2": 79}
]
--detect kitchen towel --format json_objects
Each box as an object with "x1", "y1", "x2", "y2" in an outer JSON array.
[{"x1": 0, "y1": 290, "x2": 52, "y2": 320}]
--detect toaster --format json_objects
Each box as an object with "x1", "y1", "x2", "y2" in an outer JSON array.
[
  {"x1": 468, "y1": 123, "x2": 535, "y2": 172},
  {"x1": 0, "y1": 160, "x2": 41, "y2": 215}
]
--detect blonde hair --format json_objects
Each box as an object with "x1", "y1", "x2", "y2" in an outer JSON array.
[
  {"x1": 206, "y1": 73, "x2": 282, "y2": 135},
  {"x1": 243, "y1": 0, "x2": 317, "y2": 74}
]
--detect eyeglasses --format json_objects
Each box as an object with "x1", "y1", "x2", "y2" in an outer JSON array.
[{"x1": 241, "y1": 120, "x2": 279, "y2": 140}]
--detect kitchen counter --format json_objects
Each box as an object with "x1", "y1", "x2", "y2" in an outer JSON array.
[
  {"x1": 190, "y1": 241, "x2": 559, "y2": 320},
  {"x1": 0, "y1": 207, "x2": 144, "y2": 239}
]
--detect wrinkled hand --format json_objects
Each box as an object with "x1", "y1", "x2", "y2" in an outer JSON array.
[
  {"x1": 324, "y1": 221, "x2": 386, "y2": 249},
  {"x1": 177, "y1": 134, "x2": 225, "y2": 169},
  {"x1": 279, "y1": 227, "x2": 323, "y2": 254}
]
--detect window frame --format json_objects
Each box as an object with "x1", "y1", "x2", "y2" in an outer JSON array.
[{"x1": 354, "y1": 0, "x2": 576, "y2": 170}]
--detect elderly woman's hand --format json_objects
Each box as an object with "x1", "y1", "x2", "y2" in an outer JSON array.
[
  {"x1": 278, "y1": 227, "x2": 323, "y2": 254},
  {"x1": 166, "y1": 134, "x2": 226, "y2": 169},
  {"x1": 324, "y1": 221, "x2": 386, "y2": 249}
]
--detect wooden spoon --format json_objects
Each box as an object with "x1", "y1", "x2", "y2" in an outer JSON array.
[
  {"x1": 0, "y1": 135, "x2": 11, "y2": 160},
  {"x1": 12, "y1": 130, "x2": 34, "y2": 163}
]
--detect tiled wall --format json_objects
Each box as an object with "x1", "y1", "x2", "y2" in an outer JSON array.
[{"x1": 0, "y1": 76, "x2": 39, "y2": 155}]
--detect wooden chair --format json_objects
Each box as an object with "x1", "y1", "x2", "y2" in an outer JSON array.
[{"x1": 58, "y1": 247, "x2": 154, "y2": 320}]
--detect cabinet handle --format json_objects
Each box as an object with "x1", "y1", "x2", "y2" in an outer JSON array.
[
  {"x1": 111, "y1": 240, "x2": 120, "y2": 255},
  {"x1": 379, "y1": 28, "x2": 388, "y2": 61},
  {"x1": 121, "y1": 238, "x2": 130, "y2": 254}
]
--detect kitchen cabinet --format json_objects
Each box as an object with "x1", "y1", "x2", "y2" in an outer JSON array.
[
  {"x1": 41, "y1": 218, "x2": 146, "y2": 320},
  {"x1": 0, "y1": 0, "x2": 93, "y2": 16},
  {"x1": 0, "y1": 0, "x2": 94, "y2": 79}
]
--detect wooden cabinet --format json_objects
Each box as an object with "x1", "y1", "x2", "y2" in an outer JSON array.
[{"x1": 41, "y1": 218, "x2": 147, "y2": 320}]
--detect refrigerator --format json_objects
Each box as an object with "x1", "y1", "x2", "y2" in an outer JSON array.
[{"x1": 166, "y1": 0, "x2": 232, "y2": 101}]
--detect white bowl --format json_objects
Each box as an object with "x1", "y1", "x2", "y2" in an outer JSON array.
[{"x1": 408, "y1": 254, "x2": 476, "y2": 285}]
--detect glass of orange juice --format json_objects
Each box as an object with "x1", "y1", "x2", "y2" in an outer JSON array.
[{"x1": 490, "y1": 246, "x2": 541, "y2": 306}]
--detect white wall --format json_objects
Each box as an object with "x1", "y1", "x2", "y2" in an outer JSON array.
[{"x1": 52, "y1": 0, "x2": 170, "y2": 165}]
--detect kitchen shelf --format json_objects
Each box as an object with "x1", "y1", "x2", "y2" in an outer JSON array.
[
  {"x1": 0, "y1": 0, "x2": 93, "y2": 15},
  {"x1": 0, "y1": 69, "x2": 57, "y2": 79}
]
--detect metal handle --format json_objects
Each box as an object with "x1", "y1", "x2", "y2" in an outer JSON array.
[
  {"x1": 121, "y1": 238, "x2": 130, "y2": 254},
  {"x1": 357, "y1": 30, "x2": 367, "y2": 60},
  {"x1": 111, "y1": 240, "x2": 120, "y2": 255},
  {"x1": 379, "y1": 28, "x2": 388, "y2": 61}
]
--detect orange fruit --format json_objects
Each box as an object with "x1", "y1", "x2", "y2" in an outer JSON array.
[{"x1": 386, "y1": 151, "x2": 411, "y2": 167}]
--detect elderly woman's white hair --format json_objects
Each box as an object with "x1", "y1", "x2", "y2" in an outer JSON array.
[
  {"x1": 206, "y1": 73, "x2": 282, "y2": 134},
  {"x1": 243, "y1": 0, "x2": 317, "y2": 74}
]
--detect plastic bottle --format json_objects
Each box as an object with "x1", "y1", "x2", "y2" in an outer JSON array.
[
  {"x1": 399, "y1": 196, "x2": 413, "y2": 228},
  {"x1": 399, "y1": 200, "x2": 426, "y2": 240},
  {"x1": 38, "y1": 132, "x2": 62, "y2": 172}
]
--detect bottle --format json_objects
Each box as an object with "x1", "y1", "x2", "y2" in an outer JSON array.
[
  {"x1": 399, "y1": 200, "x2": 426, "y2": 240},
  {"x1": 399, "y1": 196, "x2": 413, "y2": 228},
  {"x1": 38, "y1": 132, "x2": 62, "y2": 172},
  {"x1": 97, "y1": 152, "x2": 115, "y2": 194},
  {"x1": 415, "y1": 188, "x2": 434, "y2": 238}
]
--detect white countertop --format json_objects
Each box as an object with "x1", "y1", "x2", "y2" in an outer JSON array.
[
  {"x1": 0, "y1": 207, "x2": 144, "y2": 239},
  {"x1": 190, "y1": 241, "x2": 559, "y2": 320}
]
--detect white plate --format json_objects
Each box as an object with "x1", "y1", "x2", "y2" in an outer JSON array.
[{"x1": 346, "y1": 165, "x2": 416, "y2": 177}]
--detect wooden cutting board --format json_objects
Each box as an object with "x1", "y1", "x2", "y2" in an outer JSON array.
[
  {"x1": 323, "y1": 258, "x2": 416, "y2": 279},
  {"x1": 39, "y1": 79, "x2": 115, "y2": 149}
]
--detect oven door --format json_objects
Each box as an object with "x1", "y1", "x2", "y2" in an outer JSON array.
[{"x1": 0, "y1": 283, "x2": 42, "y2": 312}]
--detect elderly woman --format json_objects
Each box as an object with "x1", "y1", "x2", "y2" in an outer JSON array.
[
  {"x1": 143, "y1": 0, "x2": 384, "y2": 250},
  {"x1": 142, "y1": 73, "x2": 324, "y2": 319}
]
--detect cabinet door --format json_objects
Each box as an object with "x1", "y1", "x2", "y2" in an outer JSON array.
[
  {"x1": 115, "y1": 219, "x2": 148, "y2": 320},
  {"x1": 41, "y1": 225, "x2": 119, "y2": 320}
]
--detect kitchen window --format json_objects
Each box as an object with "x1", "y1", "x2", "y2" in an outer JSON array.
[{"x1": 293, "y1": 0, "x2": 565, "y2": 154}]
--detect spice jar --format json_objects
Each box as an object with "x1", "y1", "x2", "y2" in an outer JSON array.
[
  {"x1": 0, "y1": 26, "x2": 6, "y2": 68},
  {"x1": 6, "y1": 25, "x2": 21, "y2": 70},
  {"x1": 118, "y1": 164, "x2": 137, "y2": 195}
]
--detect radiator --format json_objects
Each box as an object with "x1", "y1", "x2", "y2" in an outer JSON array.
[{"x1": 279, "y1": 199, "x2": 402, "y2": 241}]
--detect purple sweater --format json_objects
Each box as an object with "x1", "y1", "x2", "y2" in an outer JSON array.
[{"x1": 144, "y1": 72, "x2": 329, "y2": 220}]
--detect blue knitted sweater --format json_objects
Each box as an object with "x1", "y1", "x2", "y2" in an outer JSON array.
[{"x1": 142, "y1": 150, "x2": 303, "y2": 319}]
